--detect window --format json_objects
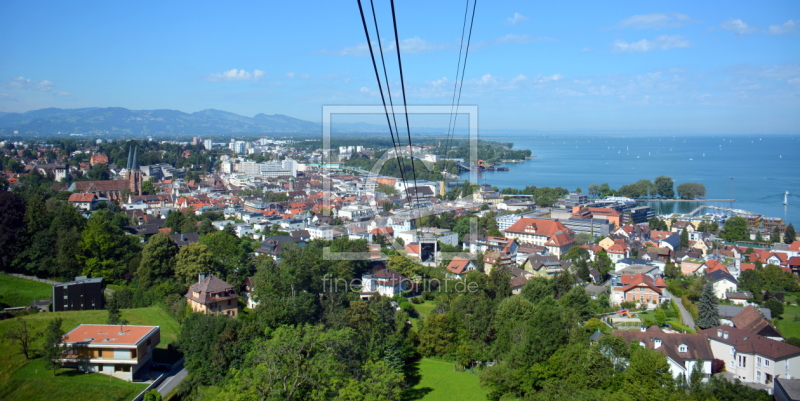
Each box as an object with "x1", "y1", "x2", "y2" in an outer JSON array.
[
  {"x1": 756, "y1": 371, "x2": 761, "y2": 382},
  {"x1": 765, "y1": 359, "x2": 770, "y2": 367},
  {"x1": 679, "y1": 345, "x2": 688, "y2": 353},
  {"x1": 97, "y1": 349, "x2": 103, "y2": 358},
  {"x1": 757, "y1": 357, "x2": 762, "y2": 368}
]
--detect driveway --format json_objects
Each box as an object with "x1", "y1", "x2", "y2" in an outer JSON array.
[{"x1": 665, "y1": 289, "x2": 696, "y2": 331}]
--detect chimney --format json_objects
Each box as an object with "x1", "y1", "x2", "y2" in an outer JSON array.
[
  {"x1": 181, "y1": 233, "x2": 186, "y2": 242},
  {"x1": 654, "y1": 338, "x2": 662, "y2": 349},
  {"x1": 717, "y1": 329, "x2": 722, "y2": 337},
  {"x1": 198, "y1": 273, "x2": 206, "y2": 283},
  {"x1": 723, "y1": 331, "x2": 729, "y2": 339}
]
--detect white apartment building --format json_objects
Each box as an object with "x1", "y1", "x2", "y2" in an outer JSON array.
[{"x1": 703, "y1": 326, "x2": 800, "y2": 389}]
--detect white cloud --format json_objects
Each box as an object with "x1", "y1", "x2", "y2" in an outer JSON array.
[
  {"x1": 618, "y1": 13, "x2": 693, "y2": 29},
  {"x1": 507, "y1": 12, "x2": 528, "y2": 25},
  {"x1": 478, "y1": 74, "x2": 496, "y2": 85},
  {"x1": 511, "y1": 74, "x2": 527, "y2": 83},
  {"x1": 611, "y1": 35, "x2": 690, "y2": 53},
  {"x1": 789, "y1": 77, "x2": 800, "y2": 85},
  {"x1": 536, "y1": 74, "x2": 563, "y2": 83},
  {"x1": 720, "y1": 19, "x2": 756, "y2": 35},
  {"x1": 769, "y1": 20, "x2": 797, "y2": 35},
  {"x1": 287, "y1": 72, "x2": 295, "y2": 78},
  {"x1": 205, "y1": 69, "x2": 266, "y2": 82},
  {"x1": 580, "y1": 47, "x2": 591, "y2": 52},
  {"x1": 388, "y1": 37, "x2": 449, "y2": 54},
  {"x1": 8, "y1": 76, "x2": 57, "y2": 92},
  {"x1": 360, "y1": 87, "x2": 370, "y2": 92}
]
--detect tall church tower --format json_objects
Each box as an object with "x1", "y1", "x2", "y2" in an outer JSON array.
[{"x1": 126, "y1": 146, "x2": 143, "y2": 196}]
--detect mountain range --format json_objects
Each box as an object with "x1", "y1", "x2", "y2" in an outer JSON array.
[{"x1": 0, "y1": 107, "x2": 323, "y2": 137}]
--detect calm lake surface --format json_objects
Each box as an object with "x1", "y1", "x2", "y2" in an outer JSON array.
[{"x1": 460, "y1": 134, "x2": 800, "y2": 225}]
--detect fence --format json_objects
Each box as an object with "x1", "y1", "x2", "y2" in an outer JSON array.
[{"x1": 131, "y1": 373, "x2": 166, "y2": 401}]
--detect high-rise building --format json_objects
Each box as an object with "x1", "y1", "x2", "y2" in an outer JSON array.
[{"x1": 203, "y1": 139, "x2": 213, "y2": 150}]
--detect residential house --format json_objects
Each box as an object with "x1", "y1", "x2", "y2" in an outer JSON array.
[
  {"x1": 615, "y1": 326, "x2": 713, "y2": 382},
  {"x1": 52, "y1": 276, "x2": 105, "y2": 312},
  {"x1": 446, "y1": 257, "x2": 477, "y2": 278},
  {"x1": 611, "y1": 273, "x2": 666, "y2": 306},
  {"x1": 774, "y1": 378, "x2": 800, "y2": 401},
  {"x1": 242, "y1": 277, "x2": 258, "y2": 309},
  {"x1": 185, "y1": 274, "x2": 239, "y2": 317},
  {"x1": 705, "y1": 270, "x2": 738, "y2": 300},
  {"x1": 725, "y1": 291, "x2": 754, "y2": 306},
  {"x1": 521, "y1": 254, "x2": 571, "y2": 278},
  {"x1": 503, "y1": 218, "x2": 575, "y2": 257},
  {"x1": 67, "y1": 193, "x2": 98, "y2": 211},
  {"x1": 718, "y1": 304, "x2": 771, "y2": 326},
  {"x1": 168, "y1": 232, "x2": 200, "y2": 248},
  {"x1": 607, "y1": 243, "x2": 629, "y2": 264},
  {"x1": 361, "y1": 268, "x2": 408, "y2": 298},
  {"x1": 730, "y1": 305, "x2": 783, "y2": 340},
  {"x1": 702, "y1": 326, "x2": 800, "y2": 388},
  {"x1": 58, "y1": 324, "x2": 160, "y2": 381}
]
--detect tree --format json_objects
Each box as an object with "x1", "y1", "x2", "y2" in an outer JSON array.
[
  {"x1": 786, "y1": 224, "x2": 796, "y2": 244},
  {"x1": 174, "y1": 243, "x2": 216, "y2": 285},
  {"x1": 144, "y1": 389, "x2": 163, "y2": 401},
  {"x1": 677, "y1": 183, "x2": 706, "y2": 199},
  {"x1": 4, "y1": 319, "x2": 37, "y2": 359},
  {"x1": 720, "y1": 216, "x2": 748, "y2": 242},
  {"x1": 0, "y1": 192, "x2": 26, "y2": 270},
  {"x1": 654, "y1": 307, "x2": 668, "y2": 327},
  {"x1": 141, "y1": 180, "x2": 156, "y2": 195},
  {"x1": 654, "y1": 176, "x2": 675, "y2": 198},
  {"x1": 107, "y1": 296, "x2": 121, "y2": 325},
  {"x1": 336, "y1": 360, "x2": 405, "y2": 401},
  {"x1": 765, "y1": 298, "x2": 785, "y2": 318},
  {"x1": 214, "y1": 324, "x2": 352, "y2": 401},
  {"x1": 588, "y1": 183, "x2": 599, "y2": 198},
  {"x1": 42, "y1": 317, "x2": 65, "y2": 376},
  {"x1": 680, "y1": 228, "x2": 689, "y2": 249},
  {"x1": 771, "y1": 227, "x2": 782, "y2": 243},
  {"x1": 135, "y1": 233, "x2": 179, "y2": 289},
  {"x1": 697, "y1": 282, "x2": 720, "y2": 330}
]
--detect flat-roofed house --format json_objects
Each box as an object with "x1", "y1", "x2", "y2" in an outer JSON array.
[{"x1": 58, "y1": 324, "x2": 160, "y2": 381}]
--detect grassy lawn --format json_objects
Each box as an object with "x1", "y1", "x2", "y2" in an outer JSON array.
[
  {"x1": 0, "y1": 274, "x2": 53, "y2": 309},
  {"x1": 620, "y1": 309, "x2": 695, "y2": 333},
  {"x1": 409, "y1": 300, "x2": 437, "y2": 331},
  {"x1": 0, "y1": 306, "x2": 180, "y2": 401},
  {"x1": 403, "y1": 358, "x2": 487, "y2": 401},
  {"x1": 776, "y1": 305, "x2": 800, "y2": 339}
]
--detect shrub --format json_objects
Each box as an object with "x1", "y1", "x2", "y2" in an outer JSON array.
[
  {"x1": 410, "y1": 296, "x2": 423, "y2": 304},
  {"x1": 399, "y1": 302, "x2": 418, "y2": 318}
]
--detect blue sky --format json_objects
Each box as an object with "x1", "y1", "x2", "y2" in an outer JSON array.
[{"x1": 0, "y1": 0, "x2": 798, "y2": 134}]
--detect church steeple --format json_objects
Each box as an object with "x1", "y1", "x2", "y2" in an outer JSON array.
[
  {"x1": 126, "y1": 146, "x2": 133, "y2": 170},
  {"x1": 132, "y1": 146, "x2": 139, "y2": 171}
]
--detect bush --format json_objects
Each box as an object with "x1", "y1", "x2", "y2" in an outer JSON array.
[
  {"x1": 399, "y1": 302, "x2": 418, "y2": 318},
  {"x1": 765, "y1": 298, "x2": 785, "y2": 317},
  {"x1": 620, "y1": 301, "x2": 636, "y2": 310},
  {"x1": 410, "y1": 296, "x2": 423, "y2": 304},
  {"x1": 712, "y1": 359, "x2": 725, "y2": 374}
]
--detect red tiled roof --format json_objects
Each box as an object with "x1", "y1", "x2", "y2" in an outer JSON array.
[
  {"x1": 704, "y1": 259, "x2": 729, "y2": 274},
  {"x1": 68, "y1": 193, "x2": 96, "y2": 202},
  {"x1": 620, "y1": 273, "x2": 663, "y2": 295},
  {"x1": 505, "y1": 218, "x2": 572, "y2": 238},
  {"x1": 446, "y1": 257, "x2": 474, "y2": 275}
]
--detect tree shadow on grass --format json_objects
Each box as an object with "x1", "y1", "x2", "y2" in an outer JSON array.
[{"x1": 401, "y1": 358, "x2": 433, "y2": 401}]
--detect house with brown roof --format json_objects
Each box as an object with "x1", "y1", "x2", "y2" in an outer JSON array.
[
  {"x1": 446, "y1": 257, "x2": 477, "y2": 278},
  {"x1": 503, "y1": 218, "x2": 575, "y2": 257},
  {"x1": 615, "y1": 326, "x2": 713, "y2": 382},
  {"x1": 361, "y1": 268, "x2": 408, "y2": 298},
  {"x1": 58, "y1": 324, "x2": 160, "y2": 380},
  {"x1": 185, "y1": 274, "x2": 239, "y2": 317},
  {"x1": 702, "y1": 325, "x2": 800, "y2": 388},
  {"x1": 520, "y1": 254, "x2": 571, "y2": 278},
  {"x1": 611, "y1": 272, "x2": 666, "y2": 306},
  {"x1": 731, "y1": 305, "x2": 783, "y2": 340},
  {"x1": 68, "y1": 192, "x2": 98, "y2": 211}
]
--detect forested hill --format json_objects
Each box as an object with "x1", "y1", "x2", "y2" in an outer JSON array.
[{"x1": 0, "y1": 107, "x2": 321, "y2": 136}]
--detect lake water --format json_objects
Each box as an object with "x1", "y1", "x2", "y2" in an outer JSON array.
[{"x1": 460, "y1": 134, "x2": 800, "y2": 225}]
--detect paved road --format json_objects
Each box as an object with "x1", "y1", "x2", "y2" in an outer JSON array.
[
  {"x1": 665, "y1": 289, "x2": 696, "y2": 331},
  {"x1": 157, "y1": 360, "x2": 187, "y2": 397}
]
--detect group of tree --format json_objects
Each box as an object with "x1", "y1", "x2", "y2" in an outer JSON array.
[{"x1": 587, "y1": 176, "x2": 705, "y2": 199}]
